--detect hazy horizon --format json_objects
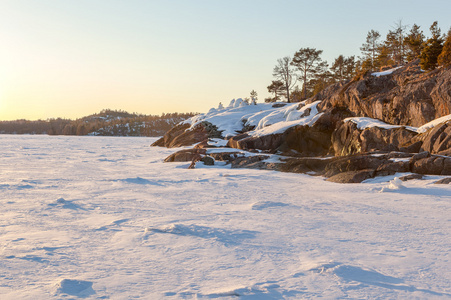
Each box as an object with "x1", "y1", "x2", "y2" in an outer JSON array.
[{"x1": 1, "y1": 0, "x2": 451, "y2": 121}]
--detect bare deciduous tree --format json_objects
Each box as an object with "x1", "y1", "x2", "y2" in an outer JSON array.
[{"x1": 273, "y1": 56, "x2": 296, "y2": 103}]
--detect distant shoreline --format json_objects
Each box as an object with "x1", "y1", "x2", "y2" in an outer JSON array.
[{"x1": 0, "y1": 109, "x2": 196, "y2": 137}]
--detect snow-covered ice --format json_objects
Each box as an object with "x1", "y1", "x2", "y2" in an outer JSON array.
[{"x1": 0, "y1": 135, "x2": 450, "y2": 299}]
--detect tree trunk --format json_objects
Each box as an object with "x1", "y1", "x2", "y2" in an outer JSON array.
[
  {"x1": 302, "y1": 69, "x2": 308, "y2": 99},
  {"x1": 286, "y1": 83, "x2": 290, "y2": 103}
]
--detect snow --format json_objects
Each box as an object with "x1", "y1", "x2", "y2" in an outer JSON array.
[
  {"x1": 371, "y1": 66, "x2": 403, "y2": 77},
  {"x1": 417, "y1": 114, "x2": 451, "y2": 133},
  {"x1": 185, "y1": 101, "x2": 322, "y2": 139},
  {"x1": 1, "y1": 135, "x2": 451, "y2": 299},
  {"x1": 185, "y1": 103, "x2": 276, "y2": 138},
  {"x1": 345, "y1": 115, "x2": 451, "y2": 134},
  {"x1": 344, "y1": 117, "x2": 417, "y2": 132},
  {"x1": 185, "y1": 100, "x2": 450, "y2": 141},
  {"x1": 207, "y1": 138, "x2": 228, "y2": 147},
  {"x1": 380, "y1": 177, "x2": 406, "y2": 192}
]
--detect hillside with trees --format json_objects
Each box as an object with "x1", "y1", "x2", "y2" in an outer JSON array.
[
  {"x1": 153, "y1": 20, "x2": 451, "y2": 183},
  {"x1": 0, "y1": 109, "x2": 196, "y2": 136},
  {"x1": 265, "y1": 21, "x2": 451, "y2": 103}
]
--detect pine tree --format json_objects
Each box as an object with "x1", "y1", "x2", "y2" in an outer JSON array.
[
  {"x1": 375, "y1": 45, "x2": 395, "y2": 68},
  {"x1": 250, "y1": 90, "x2": 258, "y2": 105},
  {"x1": 420, "y1": 21, "x2": 444, "y2": 70},
  {"x1": 331, "y1": 55, "x2": 345, "y2": 81},
  {"x1": 291, "y1": 47, "x2": 327, "y2": 99},
  {"x1": 331, "y1": 55, "x2": 356, "y2": 81},
  {"x1": 404, "y1": 24, "x2": 425, "y2": 61},
  {"x1": 438, "y1": 28, "x2": 451, "y2": 67},
  {"x1": 309, "y1": 69, "x2": 333, "y2": 97},
  {"x1": 384, "y1": 21, "x2": 407, "y2": 65},
  {"x1": 360, "y1": 30, "x2": 381, "y2": 69},
  {"x1": 267, "y1": 80, "x2": 285, "y2": 102}
]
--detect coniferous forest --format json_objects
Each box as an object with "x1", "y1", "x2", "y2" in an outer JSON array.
[
  {"x1": 0, "y1": 109, "x2": 196, "y2": 136},
  {"x1": 266, "y1": 20, "x2": 451, "y2": 103}
]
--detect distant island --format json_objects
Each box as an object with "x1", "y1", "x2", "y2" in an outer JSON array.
[{"x1": 0, "y1": 109, "x2": 197, "y2": 137}]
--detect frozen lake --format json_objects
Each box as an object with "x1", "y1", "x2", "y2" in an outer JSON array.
[{"x1": 0, "y1": 135, "x2": 450, "y2": 299}]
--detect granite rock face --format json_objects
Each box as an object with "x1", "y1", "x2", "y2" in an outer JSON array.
[
  {"x1": 157, "y1": 61, "x2": 451, "y2": 181},
  {"x1": 418, "y1": 121, "x2": 451, "y2": 155},
  {"x1": 316, "y1": 61, "x2": 451, "y2": 127},
  {"x1": 332, "y1": 121, "x2": 418, "y2": 156}
]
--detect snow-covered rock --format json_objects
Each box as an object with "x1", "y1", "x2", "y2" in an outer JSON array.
[
  {"x1": 344, "y1": 117, "x2": 417, "y2": 132},
  {"x1": 371, "y1": 66, "x2": 403, "y2": 77},
  {"x1": 184, "y1": 101, "x2": 322, "y2": 139}
]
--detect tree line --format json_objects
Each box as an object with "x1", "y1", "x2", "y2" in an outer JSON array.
[
  {"x1": 265, "y1": 21, "x2": 451, "y2": 103},
  {"x1": 0, "y1": 109, "x2": 196, "y2": 136}
]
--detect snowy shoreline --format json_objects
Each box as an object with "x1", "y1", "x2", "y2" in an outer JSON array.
[{"x1": 1, "y1": 135, "x2": 450, "y2": 299}]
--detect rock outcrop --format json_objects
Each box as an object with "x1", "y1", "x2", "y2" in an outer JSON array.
[
  {"x1": 315, "y1": 61, "x2": 451, "y2": 127},
  {"x1": 226, "y1": 133, "x2": 285, "y2": 152},
  {"x1": 156, "y1": 61, "x2": 451, "y2": 182},
  {"x1": 332, "y1": 121, "x2": 418, "y2": 156},
  {"x1": 163, "y1": 148, "x2": 206, "y2": 162},
  {"x1": 416, "y1": 121, "x2": 451, "y2": 155},
  {"x1": 152, "y1": 121, "x2": 221, "y2": 148}
]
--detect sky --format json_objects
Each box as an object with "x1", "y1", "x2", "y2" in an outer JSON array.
[{"x1": 1, "y1": 0, "x2": 450, "y2": 120}]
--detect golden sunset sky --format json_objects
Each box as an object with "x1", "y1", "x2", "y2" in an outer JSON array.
[{"x1": 1, "y1": 0, "x2": 450, "y2": 120}]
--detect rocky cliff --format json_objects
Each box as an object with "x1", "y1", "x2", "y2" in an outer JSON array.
[
  {"x1": 152, "y1": 61, "x2": 451, "y2": 183},
  {"x1": 314, "y1": 60, "x2": 451, "y2": 127}
]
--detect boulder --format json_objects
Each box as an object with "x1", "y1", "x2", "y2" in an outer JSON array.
[
  {"x1": 411, "y1": 156, "x2": 451, "y2": 175},
  {"x1": 163, "y1": 149, "x2": 206, "y2": 162},
  {"x1": 152, "y1": 121, "x2": 222, "y2": 148},
  {"x1": 399, "y1": 174, "x2": 424, "y2": 181},
  {"x1": 375, "y1": 160, "x2": 410, "y2": 174},
  {"x1": 279, "y1": 157, "x2": 331, "y2": 174},
  {"x1": 332, "y1": 121, "x2": 418, "y2": 156},
  {"x1": 226, "y1": 133, "x2": 250, "y2": 149},
  {"x1": 323, "y1": 153, "x2": 392, "y2": 177},
  {"x1": 208, "y1": 152, "x2": 245, "y2": 163},
  {"x1": 326, "y1": 169, "x2": 376, "y2": 183},
  {"x1": 200, "y1": 156, "x2": 215, "y2": 165},
  {"x1": 230, "y1": 155, "x2": 270, "y2": 169},
  {"x1": 434, "y1": 178, "x2": 451, "y2": 184},
  {"x1": 227, "y1": 133, "x2": 285, "y2": 151},
  {"x1": 167, "y1": 123, "x2": 209, "y2": 148},
  {"x1": 417, "y1": 121, "x2": 451, "y2": 155},
  {"x1": 272, "y1": 103, "x2": 287, "y2": 108},
  {"x1": 409, "y1": 151, "x2": 451, "y2": 175},
  {"x1": 152, "y1": 123, "x2": 191, "y2": 147}
]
